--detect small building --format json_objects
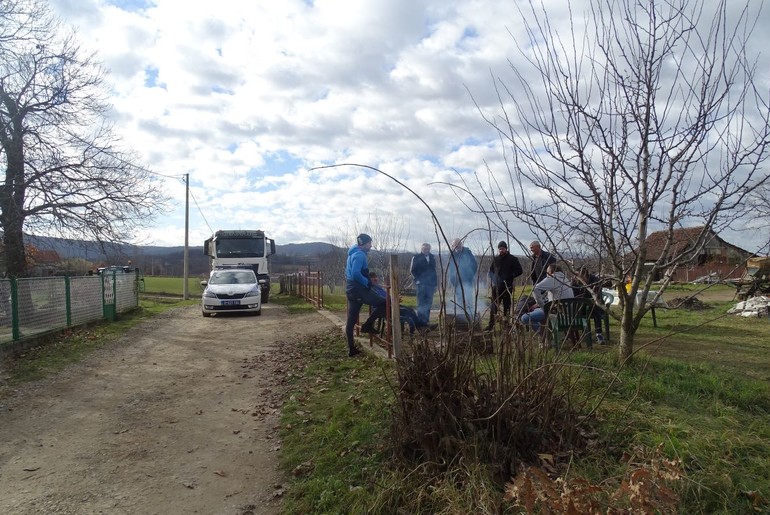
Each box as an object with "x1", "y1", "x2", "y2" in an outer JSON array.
[
  {"x1": 30, "y1": 249, "x2": 62, "y2": 277},
  {"x1": 641, "y1": 227, "x2": 751, "y2": 282}
]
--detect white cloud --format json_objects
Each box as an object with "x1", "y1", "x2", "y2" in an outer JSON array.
[{"x1": 40, "y1": 0, "x2": 770, "y2": 254}]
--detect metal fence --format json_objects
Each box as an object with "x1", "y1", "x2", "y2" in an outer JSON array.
[
  {"x1": 0, "y1": 270, "x2": 140, "y2": 348},
  {"x1": 281, "y1": 272, "x2": 324, "y2": 308}
]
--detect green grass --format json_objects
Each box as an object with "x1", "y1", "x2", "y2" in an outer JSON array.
[
  {"x1": 279, "y1": 290, "x2": 770, "y2": 514},
  {"x1": 279, "y1": 331, "x2": 393, "y2": 514},
  {"x1": 271, "y1": 292, "x2": 321, "y2": 314},
  {"x1": 142, "y1": 275, "x2": 204, "y2": 296},
  {"x1": 565, "y1": 351, "x2": 770, "y2": 513},
  {"x1": 321, "y1": 287, "x2": 347, "y2": 312},
  {"x1": 627, "y1": 300, "x2": 770, "y2": 381}
]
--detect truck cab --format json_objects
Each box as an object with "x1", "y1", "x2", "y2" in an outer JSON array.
[{"x1": 203, "y1": 230, "x2": 276, "y2": 303}]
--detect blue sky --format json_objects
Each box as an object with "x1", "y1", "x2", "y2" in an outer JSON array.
[{"x1": 46, "y1": 0, "x2": 770, "y2": 255}]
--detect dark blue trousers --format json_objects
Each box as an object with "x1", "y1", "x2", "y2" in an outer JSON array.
[{"x1": 345, "y1": 283, "x2": 386, "y2": 351}]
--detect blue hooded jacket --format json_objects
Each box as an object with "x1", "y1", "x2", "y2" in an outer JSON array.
[{"x1": 345, "y1": 244, "x2": 370, "y2": 289}]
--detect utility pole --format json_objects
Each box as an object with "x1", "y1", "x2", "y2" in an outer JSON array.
[{"x1": 183, "y1": 173, "x2": 189, "y2": 300}]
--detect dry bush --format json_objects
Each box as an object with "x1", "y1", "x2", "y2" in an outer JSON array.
[{"x1": 390, "y1": 327, "x2": 584, "y2": 481}]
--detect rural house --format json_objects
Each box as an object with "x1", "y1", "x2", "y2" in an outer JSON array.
[
  {"x1": 30, "y1": 249, "x2": 62, "y2": 277},
  {"x1": 641, "y1": 227, "x2": 751, "y2": 282}
]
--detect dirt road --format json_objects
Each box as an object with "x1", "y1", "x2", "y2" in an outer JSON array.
[{"x1": 0, "y1": 303, "x2": 337, "y2": 514}]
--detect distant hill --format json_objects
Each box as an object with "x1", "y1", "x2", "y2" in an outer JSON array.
[
  {"x1": 23, "y1": 234, "x2": 338, "y2": 259},
  {"x1": 24, "y1": 233, "x2": 182, "y2": 259},
  {"x1": 277, "y1": 241, "x2": 337, "y2": 257},
  {"x1": 17, "y1": 233, "x2": 344, "y2": 275},
  {"x1": 18, "y1": 234, "x2": 533, "y2": 277}
]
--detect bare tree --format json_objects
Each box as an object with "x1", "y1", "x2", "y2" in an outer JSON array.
[
  {"x1": 475, "y1": 0, "x2": 770, "y2": 360},
  {"x1": 0, "y1": 0, "x2": 168, "y2": 277},
  {"x1": 316, "y1": 243, "x2": 346, "y2": 294},
  {"x1": 326, "y1": 210, "x2": 412, "y2": 291},
  {"x1": 747, "y1": 184, "x2": 770, "y2": 251}
]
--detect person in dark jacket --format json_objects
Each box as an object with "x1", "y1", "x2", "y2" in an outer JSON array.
[
  {"x1": 344, "y1": 233, "x2": 386, "y2": 357},
  {"x1": 529, "y1": 240, "x2": 557, "y2": 285},
  {"x1": 485, "y1": 241, "x2": 523, "y2": 331},
  {"x1": 571, "y1": 266, "x2": 607, "y2": 344},
  {"x1": 410, "y1": 243, "x2": 437, "y2": 325},
  {"x1": 369, "y1": 272, "x2": 436, "y2": 334}
]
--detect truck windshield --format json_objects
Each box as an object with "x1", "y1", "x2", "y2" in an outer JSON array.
[{"x1": 215, "y1": 237, "x2": 264, "y2": 258}]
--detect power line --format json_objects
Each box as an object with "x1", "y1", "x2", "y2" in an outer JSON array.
[{"x1": 189, "y1": 187, "x2": 213, "y2": 235}]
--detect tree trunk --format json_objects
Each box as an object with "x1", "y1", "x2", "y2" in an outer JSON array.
[
  {"x1": 618, "y1": 301, "x2": 635, "y2": 362},
  {"x1": 0, "y1": 81, "x2": 29, "y2": 278},
  {"x1": 0, "y1": 125, "x2": 28, "y2": 277},
  {"x1": 1, "y1": 223, "x2": 27, "y2": 277}
]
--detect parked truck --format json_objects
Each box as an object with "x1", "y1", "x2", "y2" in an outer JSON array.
[{"x1": 203, "y1": 230, "x2": 276, "y2": 303}]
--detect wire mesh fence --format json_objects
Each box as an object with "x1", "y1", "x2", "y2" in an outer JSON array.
[
  {"x1": 71, "y1": 276, "x2": 105, "y2": 326},
  {"x1": 0, "y1": 270, "x2": 140, "y2": 348}
]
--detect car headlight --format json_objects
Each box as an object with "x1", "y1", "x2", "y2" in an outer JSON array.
[
  {"x1": 203, "y1": 290, "x2": 217, "y2": 298},
  {"x1": 246, "y1": 286, "x2": 260, "y2": 297}
]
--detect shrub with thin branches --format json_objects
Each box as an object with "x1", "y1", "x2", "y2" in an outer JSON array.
[{"x1": 390, "y1": 327, "x2": 584, "y2": 481}]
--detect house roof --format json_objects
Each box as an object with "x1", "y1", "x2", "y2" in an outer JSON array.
[
  {"x1": 643, "y1": 226, "x2": 750, "y2": 261},
  {"x1": 34, "y1": 249, "x2": 61, "y2": 264}
]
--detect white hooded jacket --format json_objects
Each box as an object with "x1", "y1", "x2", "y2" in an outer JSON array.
[{"x1": 533, "y1": 271, "x2": 575, "y2": 306}]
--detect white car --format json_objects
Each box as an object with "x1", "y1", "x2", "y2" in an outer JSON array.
[{"x1": 201, "y1": 269, "x2": 262, "y2": 317}]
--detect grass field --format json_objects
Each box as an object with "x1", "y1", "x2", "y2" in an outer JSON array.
[
  {"x1": 275, "y1": 283, "x2": 770, "y2": 513},
  {"x1": 142, "y1": 275, "x2": 206, "y2": 296}
]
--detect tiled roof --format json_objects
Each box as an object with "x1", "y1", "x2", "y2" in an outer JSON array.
[
  {"x1": 34, "y1": 249, "x2": 61, "y2": 264},
  {"x1": 642, "y1": 226, "x2": 748, "y2": 260}
]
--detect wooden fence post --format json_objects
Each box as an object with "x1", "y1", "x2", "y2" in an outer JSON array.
[{"x1": 389, "y1": 255, "x2": 402, "y2": 359}]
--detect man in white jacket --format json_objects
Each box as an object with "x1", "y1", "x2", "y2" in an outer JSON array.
[{"x1": 521, "y1": 264, "x2": 574, "y2": 333}]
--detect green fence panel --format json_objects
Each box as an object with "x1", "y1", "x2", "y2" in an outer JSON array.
[{"x1": 0, "y1": 271, "x2": 140, "y2": 349}]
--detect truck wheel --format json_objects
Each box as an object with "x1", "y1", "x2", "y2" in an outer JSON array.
[{"x1": 262, "y1": 290, "x2": 270, "y2": 304}]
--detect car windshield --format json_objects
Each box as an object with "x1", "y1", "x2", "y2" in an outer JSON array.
[{"x1": 209, "y1": 271, "x2": 255, "y2": 285}]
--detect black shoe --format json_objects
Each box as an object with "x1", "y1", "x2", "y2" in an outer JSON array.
[
  {"x1": 360, "y1": 325, "x2": 377, "y2": 335},
  {"x1": 428, "y1": 323, "x2": 439, "y2": 331},
  {"x1": 349, "y1": 348, "x2": 362, "y2": 357}
]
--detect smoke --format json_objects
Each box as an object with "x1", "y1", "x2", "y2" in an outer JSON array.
[{"x1": 448, "y1": 251, "x2": 484, "y2": 322}]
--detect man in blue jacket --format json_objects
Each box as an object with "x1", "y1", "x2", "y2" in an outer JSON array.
[
  {"x1": 345, "y1": 233, "x2": 386, "y2": 357},
  {"x1": 410, "y1": 243, "x2": 437, "y2": 325}
]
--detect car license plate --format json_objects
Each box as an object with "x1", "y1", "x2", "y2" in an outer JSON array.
[{"x1": 222, "y1": 300, "x2": 240, "y2": 306}]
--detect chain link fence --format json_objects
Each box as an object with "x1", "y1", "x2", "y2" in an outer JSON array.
[{"x1": 0, "y1": 270, "x2": 140, "y2": 348}]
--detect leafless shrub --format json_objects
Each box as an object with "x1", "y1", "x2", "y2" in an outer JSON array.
[{"x1": 390, "y1": 327, "x2": 585, "y2": 481}]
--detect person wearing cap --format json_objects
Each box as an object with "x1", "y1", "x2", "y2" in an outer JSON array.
[
  {"x1": 447, "y1": 237, "x2": 479, "y2": 321},
  {"x1": 344, "y1": 233, "x2": 386, "y2": 357},
  {"x1": 485, "y1": 240, "x2": 523, "y2": 331},
  {"x1": 410, "y1": 243, "x2": 437, "y2": 325},
  {"x1": 529, "y1": 240, "x2": 557, "y2": 285}
]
